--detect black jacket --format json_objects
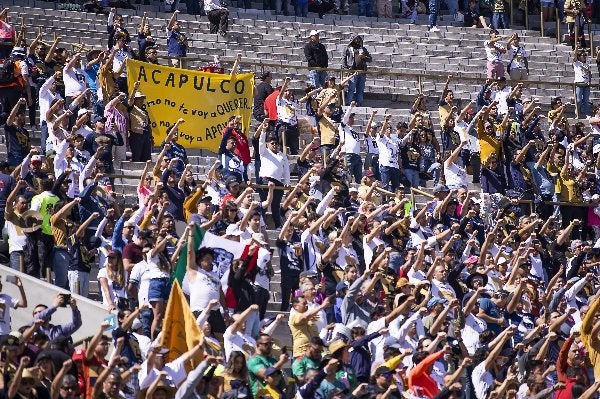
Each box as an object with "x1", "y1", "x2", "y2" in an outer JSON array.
[{"x1": 304, "y1": 41, "x2": 329, "y2": 68}]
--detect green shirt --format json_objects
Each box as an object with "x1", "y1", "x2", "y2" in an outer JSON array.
[
  {"x1": 247, "y1": 354, "x2": 276, "y2": 397},
  {"x1": 292, "y1": 356, "x2": 321, "y2": 380}
]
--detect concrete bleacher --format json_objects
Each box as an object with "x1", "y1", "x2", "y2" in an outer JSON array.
[
  {"x1": 8, "y1": 0, "x2": 594, "y2": 110},
  {"x1": 0, "y1": 0, "x2": 590, "y2": 317}
]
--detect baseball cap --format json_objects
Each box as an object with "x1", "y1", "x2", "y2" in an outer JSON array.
[
  {"x1": 309, "y1": 29, "x2": 320, "y2": 36},
  {"x1": 134, "y1": 92, "x2": 146, "y2": 98},
  {"x1": 31, "y1": 155, "x2": 42, "y2": 163},
  {"x1": 363, "y1": 170, "x2": 375, "y2": 178},
  {"x1": 199, "y1": 195, "x2": 213, "y2": 203},
  {"x1": 570, "y1": 239, "x2": 583, "y2": 251},
  {"x1": 225, "y1": 224, "x2": 243, "y2": 236},
  {"x1": 264, "y1": 367, "x2": 281, "y2": 377},
  {"x1": 427, "y1": 297, "x2": 448, "y2": 309},
  {"x1": 77, "y1": 108, "x2": 90, "y2": 117},
  {"x1": 433, "y1": 184, "x2": 450, "y2": 194},
  {"x1": 225, "y1": 175, "x2": 241, "y2": 187}
]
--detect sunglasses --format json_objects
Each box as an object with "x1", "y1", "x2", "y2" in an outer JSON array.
[{"x1": 61, "y1": 386, "x2": 77, "y2": 391}]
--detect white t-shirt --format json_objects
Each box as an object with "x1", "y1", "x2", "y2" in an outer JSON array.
[
  {"x1": 363, "y1": 236, "x2": 384, "y2": 268},
  {"x1": 0, "y1": 294, "x2": 18, "y2": 334},
  {"x1": 444, "y1": 161, "x2": 467, "y2": 189},
  {"x1": 63, "y1": 66, "x2": 87, "y2": 97},
  {"x1": 187, "y1": 268, "x2": 222, "y2": 311},
  {"x1": 129, "y1": 260, "x2": 152, "y2": 306},
  {"x1": 223, "y1": 327, "x2": 256, "y2": 361},
  {"x1": 97, "y1": 267, "x2": 128, "y2": 308},
  {"x1": 276, "y1": 98, "x2": 298, "y2": 125},
  {"x1": 484, "y1": 40, "x2": 504, "y2": 62},
  {"x1": 508, "y1": 44, "x2": 527, "y2": 70},
  {"x1": 574, "y1": 60, "x2": 591, "y2": 84},
  {"x1": 301, "y1": 229, "x2": 323, "y2": 273},
  {"x1": 6, "y1": 220, "x2": 26, "y2": 254},
  {"x1": 365, "y1": 135, "x2": 379, "y2": 155},
  {"x1": 145, "y1": 253, "x2": 170, "y2": 279},
  {"x1": 138, "y1": 356, "x2": 187, "y2": 390},
  {"x1": 463, "y1": 313, "x2": 487, "y2": 355},
  {"x1": 492, "y1": 86, "x2": 511, "y2": 115},
  {"x1": 113, "y1": 49, "x2": 131, "y2": 78},
  {"x1": 472, "y1": 362, "x2": 494, "y2": 399},
  {"x1": 341, "y1": 124, "x2": 361, "y2": 155},
  {"x1": 254, "y1": 249, "x2": 271, "y2": 291},
  {"x1": 376, "y1": 134, "x2": 400, "y2": 168}
]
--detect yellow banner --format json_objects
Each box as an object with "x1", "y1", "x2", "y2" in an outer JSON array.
[
  {"x1": 159, "y1": 280, "x2": 204, "y2": 368},
  {"x1": 126, "y1": 59, "x2": 254, "y2": 152}
]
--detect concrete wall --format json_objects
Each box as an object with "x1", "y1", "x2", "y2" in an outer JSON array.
[{"x1": 1, "y1": 265, "x2": 110, "y2": 342}]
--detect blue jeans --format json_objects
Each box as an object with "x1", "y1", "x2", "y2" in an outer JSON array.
[
  {"x1": 492, "y1": 11, "x2": 509, "y2": 29},
  {"x1": 576, "y1": 85, "x2": 590, "y2": 118},
  {"x1": 309, "y1": 70, "x2": 328, "y2": 88},
  {"x1": 358, "y1": 0, "x2": 373, "y2": 16},
  {"x1": 346, "y1": 73, "x2": 367, "y2": 106},
  {"x1": 428, "y1": 0, "x2": 440, "y2": 27},
  {"x1": 274, "y1": 0, "x2": 289, "y2": 14},
  {"x1": 295, "y1": 0, "x2": 308, "y2": 16},
  {"x1": 140, "y1": 309, "x2": 154, "y2": 338},
  {"x1": 380, "y1": 166, "x2": 401, "y2": 191},
  {"x1": 40, "y1": 120, "x2": 48, "y2": 156},
  {"x1": 52, "y1": 248, "x2": 69, "y2": 290},
  {"x1": 445, "y1": 0, "x2": 457, "y2": 16},
  {"x1": 404, "y1": 168, "x2": 420, "y2": 188},
  {"x1": 245, "y1": 310, "x2": 260, "y2": 339},
  {"x1": 346, "y1": 153, "x2": 363, "y2": 183},
  {"x1": 9, "y1": 251, "x2": 23, "y2": 271}
]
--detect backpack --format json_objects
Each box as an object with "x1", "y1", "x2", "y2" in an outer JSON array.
[{"x1": 0, "y1": 58, "x2": 15, "y2": 85}]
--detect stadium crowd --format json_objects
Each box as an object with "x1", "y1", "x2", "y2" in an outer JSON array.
[{"x1": 1, "y1": 2, "x2": 600, "y2": 399}]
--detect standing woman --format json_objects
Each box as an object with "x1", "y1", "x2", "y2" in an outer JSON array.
[
  {"x1": 104, "y1": 91, "x2": 129, "y2": 163},
  {"x1": 258, "y1": 122, "x2": 290, "y2": 229},
  {"x1": 97, "y1": 249, "x2": 128, "y2": 312},
  {"x1": 146, "y1": 233, "x2": 175, "y2": 339},
  {"x1": 127, "y1": 81, "x2": 152, "y2": 162}
]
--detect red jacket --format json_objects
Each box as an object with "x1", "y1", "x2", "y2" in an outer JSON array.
[{"x1": 221, "y1": 128, "x2": 251, "y2": 165}]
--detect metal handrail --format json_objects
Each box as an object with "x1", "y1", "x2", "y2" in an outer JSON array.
[{"x1": 155, "y1": 55, "x2": 577, "y2": 89}]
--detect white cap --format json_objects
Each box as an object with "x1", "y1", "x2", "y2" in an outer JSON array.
[
  {"x1": 225, "y1": 224, "x2": 243, "y2": 236},
  {"x1": 309, "y1": 29, "x2": 320, "y2": 37}
]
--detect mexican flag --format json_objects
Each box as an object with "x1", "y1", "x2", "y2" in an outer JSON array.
[{"x1": 171, "y1": 225, "x2": 258, "y2": 308}]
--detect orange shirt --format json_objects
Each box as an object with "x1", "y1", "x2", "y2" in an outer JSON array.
[{"x1": 408, "y1": 350, "x2": 444, "y2": 398}]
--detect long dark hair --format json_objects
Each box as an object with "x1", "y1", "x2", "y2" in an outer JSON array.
[{"x1": 225, "y1": 351, "x2": 248, "y2": 379}]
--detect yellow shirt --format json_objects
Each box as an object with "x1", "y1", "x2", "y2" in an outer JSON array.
[
  {"x1": 289, "y1": 313, "x2": 319, "y2": 358},
  {"x1": 318, "y1": 115, "x2": 338, "y2": 146},
  {"x1": 559, "y1": 172, "x2": 582, "y2": 203},
  {"x1": 255, "y1": 385, "x2": 282, "y2": 399},
  {"x1": 581, "y1": 295, "x2": 600, "y2": 378},
  {"x1": 546, "y1": 162, "x2": 562, "y2": 194},
  {"x1": 477, "y1": 119, "x2": 502, "y2": 162},
  {"x1": 564, "y1": 0, "x2": 584, "y2": 23},
  {"x1": 50, "y1": 215, "x2": 69, "y2": 247}
]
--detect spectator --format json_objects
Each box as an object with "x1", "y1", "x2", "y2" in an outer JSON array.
[
  {"x1": 205, "y1": 0, "x2": 229, "y2": 36},
  {"x1": 166, "y1": 12, "x2": 188, "y2": 68},
  {"x1": 484, "y1": 29, "x2": 506, "y2": 79},
  {"x1": 0, "y1": 275, "x2": 26, "y2": 334},
  {"x1": 506, "y1": 33, "x2": 529, "y2": 81},
  {"x1": 343, "y1": 35, "x2": 371, "y2": 106},
  {"x1": 304, "y1": 30, "x2": 328, "y2": 88},
  {"x1": 127, "y1": 81, "x2": 152, "y2": 162},
  {"x1": 253, "y1": 71, "x2": 273, "y2": 122},
  {"x1": 0, "y1": 8, "x2": 15, "y2": 59},
  {"x1": 573, "y1": 47, "x2": 592, "y2": 118}
]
